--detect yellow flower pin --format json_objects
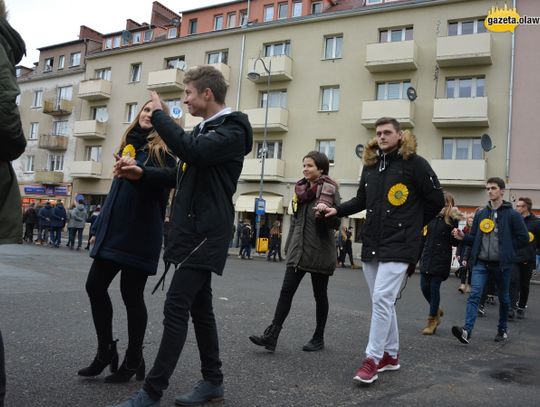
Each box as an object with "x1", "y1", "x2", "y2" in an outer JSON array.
[
  {"x1": 422, "y1": 225, "x2": 428, "y2": 236},
  {"x1": 122, "y1": 144, "x2": 136, "y2": 158},
  {"x1": 387, "y1": 183, "x2": 409, "y2": 206},
  {"x1": 529, "y1": 232, "x2": 535, "y2": 242},
  {"x1": 182, "y1": 162, "x2": 188, "y2": 172},
  {"x1": 292, "y1": 193, "x2": 298, "y2": 213},
  {"x1": 480, "y1": 218, "x2": 495, "y2": 234}
]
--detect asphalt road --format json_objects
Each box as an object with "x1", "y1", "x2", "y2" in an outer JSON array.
[{"x1": 1, "y1": 243, "x2": 539, "y2": 407}]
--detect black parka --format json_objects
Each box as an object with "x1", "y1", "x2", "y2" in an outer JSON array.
[{"x1": 515, "y1": 213, "x2": 540, "y2": 264}]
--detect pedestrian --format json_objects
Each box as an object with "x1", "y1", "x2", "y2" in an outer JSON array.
[
  {"x1": 318, "y1": 117, "x2": 444, "y2": 384},
  {"x1": 22, "y1": 203, "x2": 37, "y2": 243},
  {"x1": 339, "y1": 226, "x2": 357, "y2": 268},
  {"x1": 84, "y1": 205, "x2": 101, "y2": 250},
  {"x1": 68, "y1": 200, "x2": 87, "y2": 250},
  {"x1": 37, "y1": 201, "x2": 53, "y2": 245},
  {"x1": 77, "y1": 100, "x2": 176, "y2": 384},
  {"x1": 250, "y1": 151, "x2": 340, "y2": 353},
  {"x1": 508, "y1": 197, "x2": 540, "y2": 320},
  {"x1": 239, "y1": 221, "x2": 252, "y2": 259},
  {"x1": 419, "y1": 192, "x2": 462, "y2": 335},
  {"x1": 50, "y1": 200, "x2": 66, "y2": 247},
  {"x1": 66, "y1": 203, "x2": 76, "y2": 247},
  {"x1": 110, "y1": 65, "x2": 252, "y2": 406},
  {"x1": 451, "y1": 177, "x2": 529, "y2": 344},
  {"x1": 235, "y1": 221, "x2": 243, "y2": 248},
  {"x1": 267, "y1": 220, "x2": 283, "y2": 262},
  {"x1": 0, "y1": 1, "x2": 27, "y2": 404},
  {"x1": 456, "y1": 214, "x2": 474, "y2": 293}
]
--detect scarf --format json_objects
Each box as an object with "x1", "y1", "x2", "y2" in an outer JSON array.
[
  {"x1": 125, "y1": 124, "x2": 153, "y2": 151},
  {"x1": 294, "y1": 175, "x2": 338, "y2": 208}
]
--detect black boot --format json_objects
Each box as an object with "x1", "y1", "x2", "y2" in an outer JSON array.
[
  {"x1": 302, "y1": 337, "x2": 324, "y2": 352},
  {"x1": 104, "y1": 352, "x2": 145, "y2": 383},
  {"x1": 249, "y1": 324, "x2": 281, "y2": 352},
  {"x1": 77, "y1": 340, "x2": 119, "y2": 377}
]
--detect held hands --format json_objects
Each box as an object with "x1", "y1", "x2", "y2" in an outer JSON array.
[
  {"x1": 113, "y1": 154, "x2": 143, "y2": 181},
  {"x1": 451, "y1": 228, "x2": 465, "y2": 241},
  {"x1": 313, "y1": 203, "x2": 338, "y2": 218}
]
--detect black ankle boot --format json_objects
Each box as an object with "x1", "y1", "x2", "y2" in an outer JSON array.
[
  {"x1": 302, "y1": 337, "x2": 324, "y2": 352},
  {"x1": 104, "y1": 352, "x2": 145, "y2": 383},
  {"x1": 249, "y1": 324, "x2": 281, "y2": 352},
  {"x1": 78, "y1": 340, "x2": 119, "y2": 377}
]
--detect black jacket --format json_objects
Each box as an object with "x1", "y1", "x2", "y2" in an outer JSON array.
[
  {"x1": 143, "y1": 109, "x2": 253, "y2": 275},
  {"x1": 23, "y1": 207, "x2": 37, "y2": 224},
  {"x1": 515, "y1": 213, "x2": 540, "y2": 264},
  {"x1": 337, "y1": 133, "x2": 445, "y2": 264}
]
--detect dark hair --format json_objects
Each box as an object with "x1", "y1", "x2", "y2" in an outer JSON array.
[
  {"x1": 486, "y1": 177, "x2": 505, "y2": 190},
  {"x1": 518, "y1": 197, "x2": 532, "y2": 211},
  {"x1": 183, "y1": 65, "x2": 227, "y2": 104},
  {"x1": 375, "y1": 117, "x2": 400, "y2": 132},
  {"x1": 303, "y1": 151, "x2": 330, "y2": 175}
]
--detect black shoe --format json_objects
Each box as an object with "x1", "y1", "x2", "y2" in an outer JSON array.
[
  {"x1": 508, "y1": 308, "x2": 516, "y2": 320},
  {"x1": 302, "y1": 337, "x2": 324, "y2": 352},
  {"x1": 249, "y1": 324, "x2": 281, "y2": 352},
  {"x1": 175, "y1": 380, "x2": 224, "y2": 406},
  {"x1": 451, "y1": 326, "x2": 470, "y2": 344},
  {"x1": 104, "y1": 354, "x2": 145, "y2": 383},
  {"x1": 516, "y1": 308, "x2": 525, "y2": 319},
  {"x1": 78, "y1": 340, "x2": 119, "y2": 377},
  {"x1": 478, "y1": 305, "x2": 486, "y2": 317},
  {"x1": 494, "y1": 330, "x2": 508, "y2": 342}
]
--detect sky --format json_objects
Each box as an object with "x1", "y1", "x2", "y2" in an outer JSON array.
[{"x1": 6, "y1": 0, "x2": 225, "y2": 67}]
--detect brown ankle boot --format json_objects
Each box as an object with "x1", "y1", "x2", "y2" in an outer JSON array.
[{"x1": 422, "y1": 316, "x2": 438, "y2": 335}]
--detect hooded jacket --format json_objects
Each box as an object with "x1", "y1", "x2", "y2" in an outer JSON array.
[
  {"x1": 38, "y1": 203, "x2": 53, "y2": 227},
  {"x1": 142, "y1": 109, "x2": 253, "y2": 275},
  {"x1": 68, "y1": 204, "x2": 87, "y2": 229},
  {"x1": 336, "y1": 132, "x2": 445, "y2": 264},
  {"x1": 50, "y1": 203, "x2": 67, "y2": 228}
]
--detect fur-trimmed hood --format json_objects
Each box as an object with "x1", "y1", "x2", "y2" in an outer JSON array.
[{"x1": 362, "y1": 130, "x2": 417, "y2": 166}]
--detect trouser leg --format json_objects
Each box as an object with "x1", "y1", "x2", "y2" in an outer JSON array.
[{"x1": 272, "y1": 267, "x2": 305, "y2": 327}]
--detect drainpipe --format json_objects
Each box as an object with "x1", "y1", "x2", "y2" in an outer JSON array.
[
  {"x1": 236, "y1": 34, "x2": 246, "y2": 111},
  {"x1": 505, "y1": 0, "x2": 516, "y2": 182}
]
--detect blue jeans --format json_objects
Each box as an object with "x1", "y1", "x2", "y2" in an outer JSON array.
[
  {"x1": 420, "y1": 274, "x2": 443, "y2": 317},
  {"x1": 464, "y1": 262, "x2": 511, "y2": 336}
]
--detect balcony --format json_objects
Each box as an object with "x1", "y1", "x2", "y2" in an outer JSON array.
[
  {"x1": 240, "y1": 158, "x2": 285, "y2": 181},
  {"x1": 436, "y1": 33, "x2": 492, "y2": 67},
  {"x1": 365, "y1": 40, "x2": 418, "y2": 72},
  {"x1": 34, "y1": 170, "x2": 64, "y2": 184},
  {"x1": 430, "y1": 159, "x2": 487, "y2": 186},
  {"x1": 78, "y1": 79, "x2": 112, "y2": 100},
  {"x1": 361, "y1": 100, "x2": 415, "y2": 128},
  {"x1": 147, "y1": 69, "x2": 185, "y2": 92},
  {"x1": 243, "y1": 107, "x2": 288, "y2": 132},
  {"x1": 74, "y1": 120, "x2": 107, "y2": 140},
  {"x1": 38, "y1": 134, "x2": 68, "y2": 151},
  {"x1": 432, "y1": 97, "x2": 489, "y2": 127},
  {"x1": 43, "y1": 99, "x2": 72, "y2": 116},
  {"x1": 70, "y1": 161, "x2": 103, "y2": 178},
  {"x1": 247, "y1": 55, "x2": 293, "y2": 83},
  {"x1": 208, "y1": 62, "x2": 230, "y2": 84}
]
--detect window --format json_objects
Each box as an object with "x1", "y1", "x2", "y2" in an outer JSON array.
[
  {"x1": 376, "y1": 80, "x2": 411, "y2": 100},
  {"x1": 320, "y1": 87, "x2": 340, "y2": 111},
  {"x1": 256, "y1": 141, "x2": 282, "y2": 159},
  {"x1": 264, "y1": 41, "x2": 290, "y2": 57},
  {"x1": 52, "y1": 120, "x2": 68, "y2": 136},
  {"x1": 16, "y1": 67, "x2": 21, "y2": 77},
  {"x1": 189, "y1": 19, "x2": 198, "y2": 34},
  {"x1": 311, "y1": 1, "x2": 323, "y2": 14},
  {"x1": 85, "y1": 146, "x2": 102, "y2": 162},
  {"x1": 164, "y1": 99, "x2": 182, "y2": 112},
  {"x1": 324, "y1": 35, "x2": 343, "y2": 59},
  {"x1": 126, "y1": 103, "x2": 138, "y2": 123},
  {"x1": 214, "y1": 15, "x2": 223, "y2": 30},
  {"x1": 292, "y1": 1, "x2": 302, "y2": 17},
  {"x1": 58, "y1": 55, "x2": 65, "y2": 70},
  {"x1": 32, "y1": 90, "x2": 43, "y2": 107},
  {"x1": 442, "y1": 138, "x2": 483, "y2": 160},
  {"x1": 264, "y1": 5, "x2": 274, "y2": 22},
  {"x1": 144, "y1": 30, "x2": 153, "y2": 42},
  {"x1": 260, "y1": 90, "x2": 287, "y2": 108},
  {"x1": 168, "y1": 27, "x2": 177, "y2": 39},
  {"x1": 48, "y1": 154, "x2": 64, "y2": 171},
  {"x1": 317, "y1": 140, "x2": 336, "y2": 163},
  {"x1": 57, "y1": 86, "x2": 73, "y2": 101},
  {"x1": 448, "y1": 19, "x2": 487, "y2": 36},
  {"x1": 446, "y1": 77, "x2": 485, "y2": 98},
  {"x1": 130, "y1": 63, "x2": 142, "y2": 82},
  {"x1": 29, "y1": 123, "x2": 39, "y2": 140},
  {"x1": 207, "y1": 50, "x2": 228, "y2": 65},
  {"x1": 227, "y1": 12, "x2": 236, "y2": 28},
  {"x1": 90, "y1": 106, "x2": 108, "y2": 120},
  {"x1": 44, "y1": 57, "x2": 54, "y2": 72},
  {"x1": 366, "y1": 0, "x2": 383, "y2": 4},
  {"x1": 113, "y1": 36, "x2": 121, "y2": 48},
  {"x1": 25, "y1": 155, "x2": 35, "y2": 173},
  {"x1": 239, "y1": 10, "x2": 248, "y2": 26},
  {"x1": 278, "y1": 2, "x2": 288, "y2": 19},
  {"x1": 166, "y1": 56, "x2": 185, "y2": 69},
  {"x1": 70, "y1": 52, "x2": 81, "y2": 67},
  {"x1": 379, "y1": 27, "x2": 413, "y2": 42},
  {"x1": 95, "y1": 68, "x2": 111, "y2": 80},
  {"x1": 133, "y1": 32, "x2": 142, "y2": 44},
  {"x1": 104, "y1": 38, "x2": 113, "y2": 49}
]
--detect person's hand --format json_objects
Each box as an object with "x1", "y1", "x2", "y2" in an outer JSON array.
[
  {"x1": 406, "y1": 263, "x2": 416, "y2": 277},
  {"x1": 314, "y1": 203, "x2": 338, "y2": 218},
  {"x1": 452, "y1": 228, "x2": 464, "y2": 240},
  {"x1": 113, "y1": 154, "x2": 137, "y2": 176},
  {"x1": 90, "y1": 236, "x2": 96, "y2": 245},
  {"x1": 114, "y1": 155, "x2": 143, "y2": 181},
  {"x1": 148, "y1": 91, "x2": 163, "y2": 113}
]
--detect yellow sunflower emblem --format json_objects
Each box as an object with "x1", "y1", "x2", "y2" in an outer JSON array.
[
  {"x1": 122, "y1": 144, "x2": 136, "y2": 158},
  {"x1": 292, "y1": 193, "x2": 298, "y2": 214},
  {"x1": 387, "y1": 183, "x2": 409, "y2": 206},
  {"x1": 529, "y1": 232, "x2": 535, "y2": 242},
  {"x1": 182, "y1": 162, "x2": 188, "y2": 172},
  {"x1": 480, "y1": 218, "x2": 495, "y2": 234},
  {"x1": 422, "y1": 225, "x2": 428, "y2": 236}
]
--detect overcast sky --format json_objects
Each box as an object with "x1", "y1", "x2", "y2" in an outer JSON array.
[{"x1": 6, "y1": 0, "x2": 225, "y2": 67}]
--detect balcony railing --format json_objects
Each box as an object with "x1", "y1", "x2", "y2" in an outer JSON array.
[
  {"x1": 247, "y1": 55, "x2": 293, "y2": 83},
  {"x1": 147, "y1": 69, "x2": 185, "y2": 92},
  {"x1": 432, "y1": 97, "x2": 489, "y2": 127},
  {"x1": 361, "y1": 100, "x2": 415, "y2": 128},
  {"x1": 34, "y1": 170, "x2": 64, "y2": 184},
  {"x1": 43, "y1": 99, "x2": 73, "y2": 116},
  {"x1": 38, "y1": 134, "x2": 68, "y2": 150},
  {"x1": 436, "y1": 33, "x2": 492, "y2": 67},
  {"x1": 243, "y1": 107, "x2": 289, "y2": 132},
  {"x1": 78, "y1": 79, "x2": 112, "y2": 100},
  {"x1": 430, "y1": 159, "x2": 487, "y2": 186},
  {"x1": 74, "y1": 120, "x2": 107, "y2": 140},
  {"x1": 240, "y1": 158, "x2": 285, "y2": 181},
  {"x1": 365, "y1": 40, "x2": 418, "y2": 72},
  {"x1": 70, "y1": 161, "x2": 103, "y2": 178}
]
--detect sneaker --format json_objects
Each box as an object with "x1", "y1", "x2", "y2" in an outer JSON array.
[
  {"x1": 107, "y1": 389, "x2": 160, "y2": 407},
  {"x1": 494, "y1": 331, "x2": 508, "y2": 342},
  {"x1": 458, "y1": 284, "x2": 466, "y2": 293},
  {"x1": 478, "y1": 305, "x2": 486, "y2": 317},
  {"x1": 451, "y1": 326, "x2": 470, "y2": 344},
  {"x1": 377, "y1": 352, "x2": 400, "y2": 372},
  {"x1": 508, "y1": 309, "x2": 516, "y2": 320},
  {"x1": 353, "y1": 358, "x2": 379, "y2": 384},
  {"x1": 174, "y1": 380, "x2": 224, "y2": 406},
  {"x1": 516, "y1": 308, "x2": 525, "y2": 319}
]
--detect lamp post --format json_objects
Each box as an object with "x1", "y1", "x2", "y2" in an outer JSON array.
[{"x1": 247, "y1": 57, "x2": 272, "y2": 253}]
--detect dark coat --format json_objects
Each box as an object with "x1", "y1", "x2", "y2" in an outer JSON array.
[
  {"x1": 23, "y1": 207, "x2": 37, "y2": 224},
  {"x1": 513, "y1": 213, "x2": 540, "y2": 264},
  {"x1": 38, "y1": 204, "x2": 53, "y2": 227},
  {"x1": 91, "y1": 148, "x2": 176, "y2": 275},
  {"x1": 240, "y1": 224, "x2": 252, "y2": 245},
  {"x1": 50, "y1": 204, "x2": 67, "y2": 228},
  {"x1": 142, "y1": 109, "x2": 253, "y2": 275},
  {"x1": 337, "y1": 133, "x2": 445, "y2": 264}
]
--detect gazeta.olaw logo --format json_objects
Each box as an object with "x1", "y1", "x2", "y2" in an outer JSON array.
[{"x1": 484, "y1": 4, "x2": 540, "y2": 33}]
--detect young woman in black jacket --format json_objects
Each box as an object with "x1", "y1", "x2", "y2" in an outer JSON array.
[{"x1": 77, "y1": 100, "x2": 175, "y2": 383}]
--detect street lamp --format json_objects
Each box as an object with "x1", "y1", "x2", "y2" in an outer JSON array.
[{"x1": 247, "y1": 57, "x2": 272, "y2": 253}]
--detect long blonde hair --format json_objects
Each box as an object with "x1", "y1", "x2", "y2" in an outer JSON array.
[
  {"x1": 118, "y1": 100, "x2": 173, "y2": 168},
  {"x1": 442, "y1": 192, "x2": 463, "y2": 226}
]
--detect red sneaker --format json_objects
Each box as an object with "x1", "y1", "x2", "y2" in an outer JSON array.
[
  {"x1": 377, "y1": 352, "x2": 400, "y2": 372},
  {"x1": 353, "y1": 357, "x2": 379, "y2": 384}
]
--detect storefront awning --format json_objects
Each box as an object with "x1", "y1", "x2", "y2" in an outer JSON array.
[{"x1": 235, "y1": 194, "x2": 284, "y2": 214}]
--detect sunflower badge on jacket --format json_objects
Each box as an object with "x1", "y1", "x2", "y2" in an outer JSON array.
[{"x1": 122, "y1": 144, "x2": 136, "y2": 158}]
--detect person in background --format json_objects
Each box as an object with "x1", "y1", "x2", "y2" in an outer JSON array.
[
  {"x1": 22, "y1": 203, "x2": 37, "y2": 243},
  {"x1": 37, "y1": 201, "x2": 53, "y2": 245},
  {"x1": 456, "y1": 214, "x2": 474, "y2": 294},
  {"x1": 66, "y1": 203, "x2": 76, "y2": 248},
  {"x1": 267, "y1": 220, "x2": 283, "y2": 262},
  {"x1": 50, "y1": 200, "x2": 66, "y2": 248},
  {"x1": 85, "y1": 205, "x2": 101, "y2": 250},
  {"x1": 68, "y1": 200, "x2": 87, "y2": 250},
  {"x1": 339, "y1": 226, "x2": 358, "y2": 268},
  {"x1": 239, "y1": 221, "x2": 252, "y2": 260}
]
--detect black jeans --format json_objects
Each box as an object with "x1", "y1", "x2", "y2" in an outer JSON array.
[
  {"x1": 85, "y1": 258, "x2": 148, "y2": 359},
  {"x1": 420, "y1": 274, "x2": 444, "y2": 317},
  {"x1": 144, "y1": 267, "x2": 222, "y2": 400},
  {"x1": 68, "y1": 227, "x2": 84, "y2": 248},
  {"x1": 272, "y1": 267, "x2": 330, "y2": 339},
  {"x1": 510, "y1": 262, "x2": 534, "y2": 309},
  {"x1": 339, "y1": 243, "x2": 355, "y2": 266},
  {"x1": 24, "y1": 223, "x2": 34, "y2": 242},
  {"x1": 0, "y1": 329, "x2": 5, "y2": 407},
  {"x1": 459, "y1": 266, "x2": 471, "y2": 285}
]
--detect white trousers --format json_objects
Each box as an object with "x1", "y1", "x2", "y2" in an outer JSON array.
[{"x1": 362, "y1": 260, "x2": 408, "y2": 362}]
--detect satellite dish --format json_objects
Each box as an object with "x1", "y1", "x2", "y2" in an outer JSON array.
[
  {"x1": 171, "y1": 106, "x2": 183, "y2": 119},
  {"x1": 121, "y1": 30, "x2": 132, "y2": 43},
  {"x1": 171, "y1": 18, "x2": 180, "y2": 26},
  {"x1": 177, "y1": 60, "x2": 187, "y2": 71},
  {"x1": 95, "y1": 110, "x2": 109, "y2": 123},
  {"x1": 406, "y1": 87, "x2": 417, "y2": 101},
  {"x1": 355, "y1": 144, "x2": 364, "y2": 158},
  {"x1": 481, "y1": 133, "x2": 495, "y2": 152}
]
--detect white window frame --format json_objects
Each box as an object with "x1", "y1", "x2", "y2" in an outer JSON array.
[
  {"x1": 376, "y1": 80, "x2": 411, "y2": 100},
  {"x1": 113, "y1": 36, "x2": 121, "y2": 48},
  {"x1": 264, "y1": 5, "x2": 275, "y2": 22},
  {"x1": 130, "y1": 63, "x2": 142, "y2": 82},
  {"x1": 133, "y1": 32, "x2": 142, "y2": 44},
  {"x1": 260, "y1": 90, "x2": 287, "y2": 108},
  {"x1": 164, "y1": 99, "x2": 182, "y2": 113},
  {"x1": 126, "y1": 103, "x2": 138, "y2": 123},
  {"x1": 48, "y1": 154, "x2": 64, "y2": 171},
  {"x1": 32, "y1": 90, "x2": 43, "y2": 108},
  {"x1": 85, "y1": 146, "x2": 103, "y2": 162},
  {"x1": 167, "y1": 27, "x2": 177, "y2": 39},
  {"x1": 256, "y1": 141, "x2": 283, "y2": 159},
  {"x1": 239, "y1": 10, "x2": 248, "y2": 26},
  {"x1": 379, "y1": 26, "x2": 413, "y2": 42},
  {"x1": 317, "y1": 140, "x2": 336, "y2": 164},
  {"x1": 144, "y1": 30, "x2": 153, "y2": 42},
  {"x1": 278, "y1": 2, "x2": 288, "y2": 19},
  {"x1": 90, "y1": 106, "x2": 108, "y2": 120},
  {"x1": 320, "y1": 86, "x2": 340, "y2": 111},
  {"x1": 292, "y1": 1, "x2": 302, "y2": 17},
  {"x1": 25, "y1": 155, "x2": 35, "y2": 173},
  {"x1": 227, "y1": 12, "x2": 236, "y2": 28},
  {"x1": 207, "y1": 50, "x2": 228, "y2": 65},
  {"x1": 44, "y1": 58, "x2": 53, "y2": 72},
  {"x1": 442, "y1": 138, "x2": 483, "y2": 160},
  {"x1": 58, "y1": 55, "x2": 65, "y2": 70},
  {"x1": 264, "y1": 41, "x2": 290, "y2": 57},
  {"x1": 70, "y1": 52, "x2": 81, "y2": 67},
  {"x1": 95, "y1": 68, "x2": 111, "y2": 80},
  {"x1": 166, "y1": 57, "x2": 185, "y2": 70},
  {"x1": 29, "y1": 122, "x2": 39, "y2": 140},
  {"x1": 311, "y1": 1, "x2": 323, "y2": 14},
  {"x1": 324, "y1": 35, "x2": 343, "y2": 59},
  {"x1": 214, "y1": 15, "x2": 223, "y2": 30},
  {"x1": 52, "y1": 120, "x2": 68, "y2": 136},
  {"x1": 57, "y1": 86, "x2": 73, "y2": 101},
  {"x1": 104, "y1": 38, "x2": 113, "y2": 49},
  {"x1": 448, "y1": 19, "x2": 487, "y2": 36},
  {"x1": 445, "y1": 76, "x2": 485, "y2": 98}
]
